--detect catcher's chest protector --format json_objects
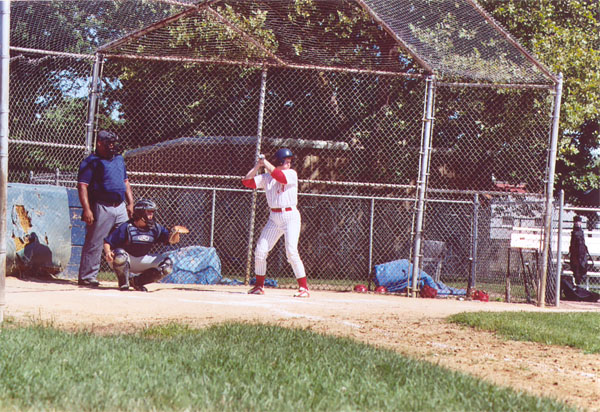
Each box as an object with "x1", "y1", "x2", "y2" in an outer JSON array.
[{"x1": 126, "y1": 224, "x2": 158, "y2": 246}]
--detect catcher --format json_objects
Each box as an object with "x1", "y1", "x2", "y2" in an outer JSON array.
[{"x1": 103, "y1": 198, "x2": 189, "y2": 291}]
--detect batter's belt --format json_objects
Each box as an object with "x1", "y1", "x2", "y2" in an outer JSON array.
[{"x1": 271, "y1": 207, "x2": 293, "y2": 212}]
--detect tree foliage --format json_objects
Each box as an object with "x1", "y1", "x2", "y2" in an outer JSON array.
[
  {"x1": 9, "y1": 0, "x2": 599, "y2": 199},
  {"x1": 479, "y1": 0, "x2": 600, "y2": 204}
]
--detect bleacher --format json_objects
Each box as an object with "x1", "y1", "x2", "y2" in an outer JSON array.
[{"x1": 510, "y1": 226, "x2": 600, "y2": 291}]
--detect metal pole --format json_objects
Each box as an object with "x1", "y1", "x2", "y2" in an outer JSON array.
[
  {"x1": 210, "y1": 189, "x2": 216, "y2": 248},
  {"x1": 85, "y1": 53, "x2": 103, "y2": 155},
  {"x1": 0, "y1": 0, "x2": 10, "y2": 323},
  {"x1": 410, "y1": 75, "x2": 436, "y2": 297},
  {"x1": 539, "y1": 73, "x2": 563, "y2": 307},
  {"x1": 555, "y1": 190, "x2": 565, "y2": 307},
  {"x1": 367, "y1": 198, "x2": 375, "y2": 290},
  {"x1": 506, "y1": 248, "x2": 511, "y2": 303},
  {"x1": 468, "y1": 193, "x2": 479, "y2": 296},
  {"x1": 244, "y1": 68, "x2": 268, "y2": 285}
]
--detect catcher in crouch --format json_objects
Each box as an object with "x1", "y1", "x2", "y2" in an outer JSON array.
[{"x1": 103, "y1": 198, "x2": 187, "y2": 291}]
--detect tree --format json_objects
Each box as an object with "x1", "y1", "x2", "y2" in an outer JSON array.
[{"x1": 479, "y1": 0, "x2": 600, "y2": 205}]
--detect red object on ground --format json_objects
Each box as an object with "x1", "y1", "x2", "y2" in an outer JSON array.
[
  {"x1": 375, "y1": 286, "x2": 388, "y2": 294},
  {"x1": 419, "y1": 285, "x2": 438, "y2": 298},
  {"x1": 472, "y1": 290, "x2": 490, "y2": 302},
  {"x1": 354, "y1": 284, "x2": 368, "y2": 293}
]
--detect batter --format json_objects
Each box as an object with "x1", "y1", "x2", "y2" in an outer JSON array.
[{"x1": 242, "y1": 148, "x2": 309, "y2": 297}]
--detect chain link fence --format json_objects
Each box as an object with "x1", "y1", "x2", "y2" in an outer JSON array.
[{"x1": 8, "y1": 0, "x2": 560, "y2": 304}]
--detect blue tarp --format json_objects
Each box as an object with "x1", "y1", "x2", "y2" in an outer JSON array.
[
  {"x1": 374, "y1": 259, "x2": 466, "y2": 296},
  {"x1": 161, "y1": 246, "x2": 222, "y2": 284},
  {"x1": 250, "y1": 277, "x2": 279, "y2": 288}
]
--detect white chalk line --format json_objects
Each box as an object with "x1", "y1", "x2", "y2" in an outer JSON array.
[{"x1": 89, "y1": 290, "x2": 362, "y2": 328}]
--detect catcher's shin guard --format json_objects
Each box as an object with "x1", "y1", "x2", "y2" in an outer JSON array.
[
  {"x1": 158, "y1": 257, "x2": 173, "y2": 277},
  {"x1": 132, "y1": 257, "x2": 173, "y2": 290},
  {"x1": 112, "y1": 248, "x2": 130, "y2": 290}
]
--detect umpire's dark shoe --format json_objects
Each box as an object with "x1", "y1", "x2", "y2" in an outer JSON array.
[{"x1": 78, "y1": 279, "x2": 100, "y2": 287}]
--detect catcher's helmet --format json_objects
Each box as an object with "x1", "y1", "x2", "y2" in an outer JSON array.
[
  {"x1": 273, "y1": 148, "x2": 293, "y2": 166},
  {"x1": 132, "y1": 199, "x2": 157, "y2": 224}
]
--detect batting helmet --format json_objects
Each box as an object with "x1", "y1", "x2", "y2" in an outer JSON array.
[
  {"x1": 273, "y1": 148, "x2": 293, "y2": 166},
  {"x1": 353, "y1": 284, "x2": 368, "y2": 293},
  {"x1": 132, "y1": 199, "x2": 157, "y2": 224},
  {"x1": 419, "y1": 285, "x2": 438, "y2": 299},
  {"x1": 375, "y1": 286, "x2": 388, "y2": 294}
]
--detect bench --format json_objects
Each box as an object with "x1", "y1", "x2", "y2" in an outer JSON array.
[{"x1": 509, "y1": 227, "x2": 600, "y2": 292}]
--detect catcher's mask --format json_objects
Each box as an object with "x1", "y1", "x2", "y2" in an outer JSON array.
[
  {"x1": 273, "y1": 148, "x2": 293, "y2": 166},
  {"x1": 97, "y1": 130, "x2": 121, "y2": 157},
  {"x1": 133, "y1": 199, "x2": 157, "y2": 228}
]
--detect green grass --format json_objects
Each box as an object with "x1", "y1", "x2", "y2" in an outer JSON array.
[
  {"x1": 0, "y1": 321, "x2": 573, "y2": 412},
  {"x1": 449, "y1": 311, "x2": 600, "y2": 354},
  {"x1": 97, "y1": 270, "x2": 117, "y2": 282}
]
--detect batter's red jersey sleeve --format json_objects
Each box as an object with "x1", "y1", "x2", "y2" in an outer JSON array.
[
  {"x1": 242, "y1": 178, "x2": 257, "y2": 189},
  {"x1": 271, "y1": 169, "x2": 287, "y2": 184}
]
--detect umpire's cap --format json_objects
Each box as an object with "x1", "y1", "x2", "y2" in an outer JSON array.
[
  {"x1": 97, "y1": 130, "x2": 118, "y2": 143},
  {"x1": 273, "y1": 148, "x2": 293, "y2": 166}
]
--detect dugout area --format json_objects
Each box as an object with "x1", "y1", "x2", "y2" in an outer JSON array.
[{"x1": 7, "y1": 0, "x2": 562, "y2": 305}]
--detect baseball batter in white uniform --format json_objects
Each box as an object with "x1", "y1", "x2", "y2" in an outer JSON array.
[{"x1": 242, "y1": 148, "x2": 309, "y2": 297}]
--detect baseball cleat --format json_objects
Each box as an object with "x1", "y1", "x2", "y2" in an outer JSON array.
[
  {"x1": 78, "y1": 279, "x2": 100, "y2": 287},
  {"x1": 130, "y1": 277, "x2": 148, "y2": 292},
  {"x1": 132, "y1": 284, "x2": 148, "y2": 292},
  {"x1": 248, "y1": 286, "x2": 265, "y2": 295},
  {"x1": 293, "y1": 287, "x2": 310, "y2": 298}
]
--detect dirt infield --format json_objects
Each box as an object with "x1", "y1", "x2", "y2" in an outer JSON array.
[{"x1": 3, "y1": 276, "x2": 599, "y2": 411}]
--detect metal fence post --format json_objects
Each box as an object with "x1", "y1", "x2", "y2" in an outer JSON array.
[
  {"x1": 367, "y1": 198, "x2": 375, "y2": 290},
  {"x1": 411, "y1": 75, "x2": 436, "y2": 297},
  {"x1": 0, "y1": 0, "x2": 10, "y2": 324},
  {"x1": 210, "y1": 189, "x2": 216, "y2": 248},
  {"x1": 555, "y1": 190, "x2": 565, "y2": 307},
  {"x1": 85, "y1": 53, "x2": 103, "y2": 155},
  {"x1": 539, "y1": 73, "x2": 563, "y2": 307},
  {"x1": 245, "y1": 67, "x2": 268, "y2": 285},
  {"x1": 468, "y1": 193, "x2": 479, "y2": 296}
]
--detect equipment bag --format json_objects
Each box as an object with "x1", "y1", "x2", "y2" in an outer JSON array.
[{"x1": 560, "y1": 275, "x2": 600, "y2": 302}]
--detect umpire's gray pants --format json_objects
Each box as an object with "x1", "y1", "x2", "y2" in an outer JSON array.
[{"x1": 79, "y1": 202, "x2": 128, "y2": 282}]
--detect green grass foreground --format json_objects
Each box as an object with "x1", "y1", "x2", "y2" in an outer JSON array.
[
  {"x1": 449, "y1": 311, "x2": 600, "y2": 354},
  {"x1": 0, "y1": 322, "x2": 573, "y2": 412}
]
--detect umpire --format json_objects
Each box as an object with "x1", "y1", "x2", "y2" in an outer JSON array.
[{"x1": 77, "y1": 130, "x2": 134, "y2": 287}]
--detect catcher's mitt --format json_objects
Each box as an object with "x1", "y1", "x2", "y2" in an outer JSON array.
[{"x1": 169, "y1": 225, "x2": 189, "y2": 244}]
